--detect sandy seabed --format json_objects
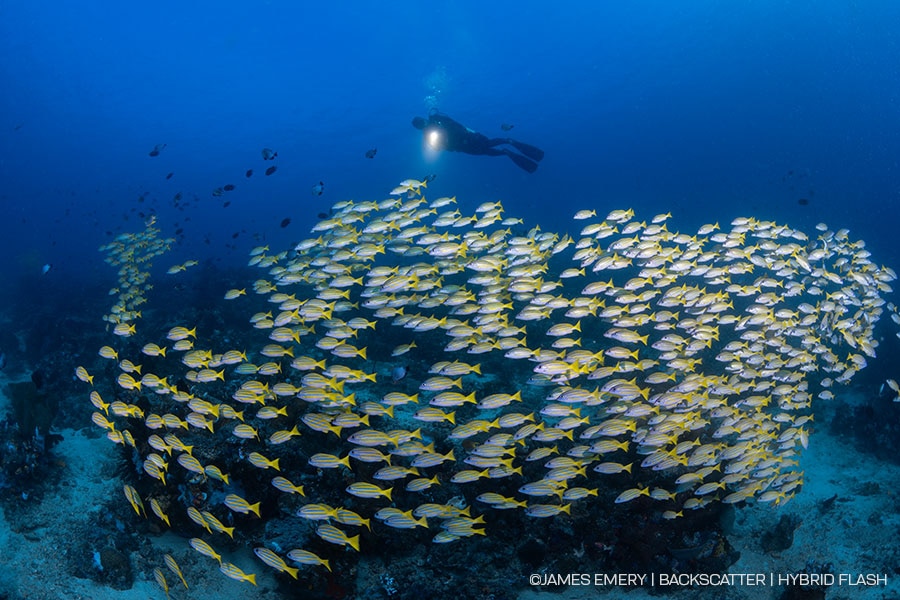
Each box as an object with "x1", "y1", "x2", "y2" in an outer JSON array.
[{"x1": 1, "y1": 376, "x2": 898, "y2": 600}]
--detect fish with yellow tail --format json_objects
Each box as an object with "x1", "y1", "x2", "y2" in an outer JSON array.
[
  {"x1": 346, "y1": 481, "x2": 393, "y2": 500},
  {"x1": 316, "y1": 523, "x2": 360, "y2": 551},
  {"x1": 615, "y1": 486, "x2": 651, "y2": 504},
  {"x1": 166, "y1": 325, "x2": 197, "y2": 341},
  {"x1": 98, "y1": 345, "x2": 118, "y2": 360},
  {"x1": 141, "y1": 343, "x2": 166, "y2": 357},
  {"x1": 254, "y1": 547, "x2": 299, "y2": 579},
  {"x1": 153, "y1": 568, "x2": 170, "y2": 599},
  {"x1": 271, "y1": 476, "x2": 305, "y2": 496},
  {"x1": 89, "y1": 391, "x2": 109, "y2": 415},
  {"x1": 94, "y1": 178, "x2": 898, "y2": 570},
  {"x1": 287, "y1": 549, "x2": 331, "y2": 571},
  {"x1": 122, "y1": 484, "x2": 145, "y2": 516},
  {"x1": 149, "y1": 499, "x2": 170, "y2": 526},
  {"x1": 219, "y1": 562, "x2": 257, "y2": 585},
  {"x1": 189, "y1": 538, "x2": 221, "y2": 563},
  {"x1": 202, "y1": 511, "x2": 235, "y2": 539},
  {"x1": 116, "y1": 372, "x2": 142, "y2": 391},
  {"x1": 113, "y1": 323, "x2": 136, "y2": 337},
  {"x1": 248, "y1": 451, "x2": 280, "y2": 471},
  {"x1": 224, "y1": 493, "x2": 261, "y2": 517},
  {"x1": 163, "y1": 554, "x2": 188, "y2": 589},
  {"x1": 75, "y1": 366, "x2": 93, "y2": 385}
]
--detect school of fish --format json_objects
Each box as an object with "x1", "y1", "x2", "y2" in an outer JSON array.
[{"x1": 84, "y1": 179, "x2": 898, "y2": 590}]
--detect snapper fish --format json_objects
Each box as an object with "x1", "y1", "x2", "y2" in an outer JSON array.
[
  {"x1": 153, "y1": 569, "x2": 169, "y2": 598},
  {"x1": 287, "y1": 549, "x2": 331, "y2": 571},
  {"x1": 220, "y1": 562, "x2": 256, "y2": 586},
  {"x1": 224, "y1": 493, "x2": 261, "y2": 517},
  {"x1": 390, "y1": 178, "x2": 428, "y2": 196},
  {"x1": 189, "y1": 538, "x2": 221, "y2": 563},
  {"x1": 75, "y1": 366, "x2": 94, "y2": 385},
  {"x1": 95, "y1": 176, "x2": 897, "y2": 586},
  {"x1": 163, "y1": 554, "x2": 188, "y2": 589},
  {"x1": 254, "y1": 547, "x2": 298, "y2": 579}
]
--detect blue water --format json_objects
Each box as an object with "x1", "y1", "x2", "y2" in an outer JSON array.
[
  {"x1": 3, "y1": 5, "x2": 900, "y2": 598},
  {"x1": 1, "y1": 2, "x2": 899, "y2": 298}
]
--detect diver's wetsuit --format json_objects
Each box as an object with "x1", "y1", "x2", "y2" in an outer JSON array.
[{"x1": 413, "y1": 112, "x2": 544, "y2": 173}]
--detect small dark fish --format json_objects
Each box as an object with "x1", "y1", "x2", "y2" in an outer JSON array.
[
  {"x1": 797, "y1": 198, "x2": 809, "y2": 206},
  {"x1": 280, "y1": 217, "x2": 291, "y2": 228},
  {"x1": 261, "y1": 148, "x2": 278, "y2": 161},
  {"x1": 391, "y1": 365, "x2": 408, "y2": 384},
  {"x1": 148, "y1": 143, "x2": 166, "y2": 157},
  {"x1": 232, "y1": 232, "x2": 239, "y2": 239},
  {"x1": 175, "y1": 227, "x2": 184, "y2": 235},
  {"x1": 500, "y1": 123, "x2": 514, "y2": 131},
  {"x1": 166, "y1": 172, "x2": 174, "y2": 180},
  {"x1": 311, "y1": 181, "x2": 324, "y2": 196},
  {"x1": 365, "y1": 148, "x2": 377, "y2": 159},
  {"x1": 223, "y1": 201, "x2": 231, "y2": 208},
  {"x1": 173, "y1": 192, "x2": 182, "y2": 201},
  {"x1": 245, "y1": 169, "x2": 253, "y2": 178},
  {"x1": 223, "y1": 184, "x2": 235, "y2": 191},
  {"x1": 422, "y1": 174, "x2": 437, "y2": 183},
  {"x1": 265, "y1": 166, "x2": 277, "y2": 176},
  {"x1": 317, "y1": 212, "x2": 328, "y2": 219},
  {"x1": 212, "y1": 188, "x2": 224, "y2": 197}
]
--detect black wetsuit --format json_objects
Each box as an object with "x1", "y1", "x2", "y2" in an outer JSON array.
[{"x1": 413, "y1": 112, "x2": 544, "y2": 173}]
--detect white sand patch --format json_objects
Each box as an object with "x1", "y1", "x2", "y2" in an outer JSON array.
[
  {"x1": 519, "y1": 424, "x2": 900, "y2": 600},
  {"x1": 0, "y1": 428, "x2": 277, "y2": 599},
  {"x1": 726, "y1": 422, "x2": 900, "y2": 600},
  {"x1": 0, "y1": 401, "x2": 895, "y2": 599}
]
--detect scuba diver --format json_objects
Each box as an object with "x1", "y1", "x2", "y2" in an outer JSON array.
[{"x1": 412, "y1": 111, "x2": 544, "y2": 173}]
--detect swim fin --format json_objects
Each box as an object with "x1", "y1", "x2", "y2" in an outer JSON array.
[
  {"x1": 505, "y1": 151, "x2": 538, "y2": 173},
  {"x1": 508, "y1": 140, "x2": 544, "y2": 162}
]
